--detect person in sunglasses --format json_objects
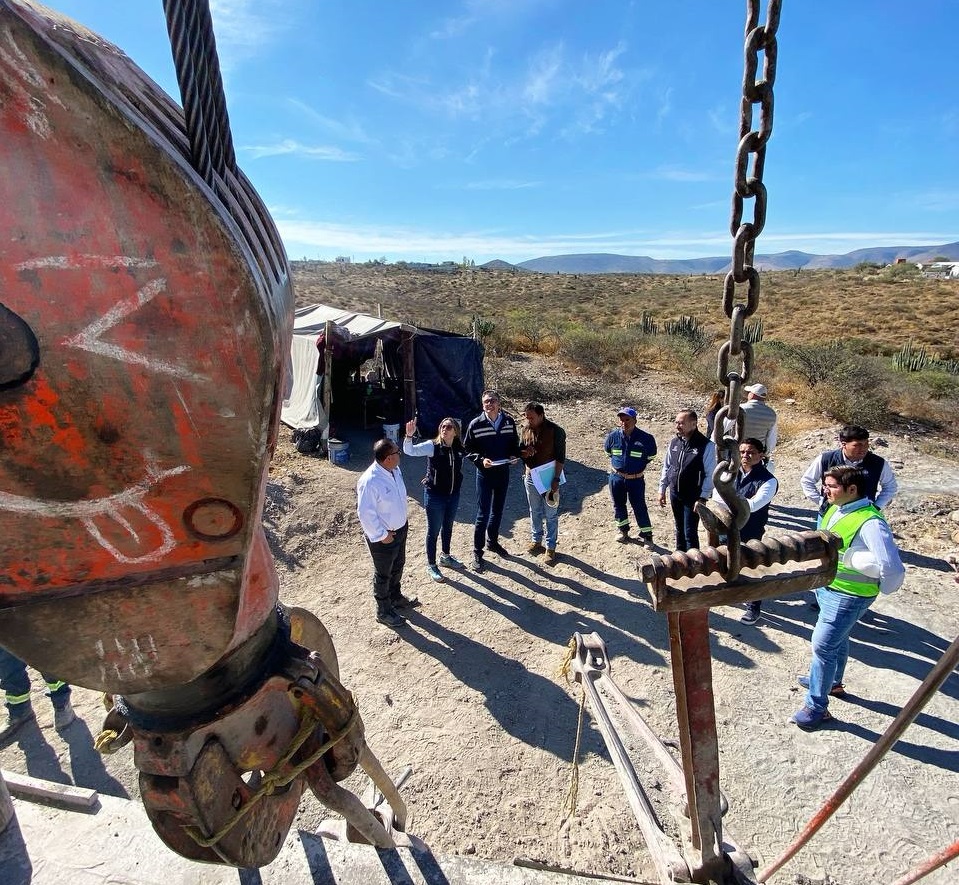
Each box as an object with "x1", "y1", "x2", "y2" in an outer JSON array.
[
  {"x1": 404, "y1": 417, "x2": 467, "y2": 582},
  {"x1": 792, "y1": 465, "x2": 904, "y2": 730}
]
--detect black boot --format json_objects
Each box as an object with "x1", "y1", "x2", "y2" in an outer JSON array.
[{"x1": 376, "y1": 600, "x2": 404, "y2": 628}]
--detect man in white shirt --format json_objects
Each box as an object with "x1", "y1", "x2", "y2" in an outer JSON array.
[
  {"x1": 791, "y1": 465, "x2": 905, "y2": 730},
  {"x1": 356, "y1": 439, "x2": 419, "y2": 628}
]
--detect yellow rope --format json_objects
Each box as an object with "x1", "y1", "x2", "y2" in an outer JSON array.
[
  {"x1": 94, "y1": 729, "x2": 121, "y2": 754},
  {"x1": 184, "y1": 700, "x2": 360, "y2": 850},
  {"x1": 557, "y1": 636, "x2": 586, "y2": 824}
]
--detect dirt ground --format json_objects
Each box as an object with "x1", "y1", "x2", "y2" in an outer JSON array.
[{"x1": 4, "y1": 354, "x2": 959, "y2": 884}]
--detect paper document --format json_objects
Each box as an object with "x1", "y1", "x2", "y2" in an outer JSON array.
[{"x1": 529, "y1": 460, "x2": 566, "y2": 495}]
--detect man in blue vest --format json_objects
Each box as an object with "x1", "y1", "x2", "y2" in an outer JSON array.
[
  {"x1": 658, "y1": 410, "x2": 716, "y2": 552},
  {"x1": 800, "y1": 424, "x2": 898, "y2": 518},
  {"x1": 791, "y1": 465, "x2": 905, "y2": 730},
  {"x1": 710, "y1": 437, "x2": 778, "y2": 625},
  {"x1": 604, "y1": 407, "x2": 657, "y2": 546}
]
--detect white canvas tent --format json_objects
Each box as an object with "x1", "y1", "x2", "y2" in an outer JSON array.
[
  {"x1": 281, "y1": 303, "x2": 484, "y2": 438},
  {"x1": 281, "y1": 305, "x2": 405, "y2": 430}
]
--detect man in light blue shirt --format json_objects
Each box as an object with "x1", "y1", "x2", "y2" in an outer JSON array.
[{"x1": 792, "y1": 465, "x2": 905, "y2": 730}]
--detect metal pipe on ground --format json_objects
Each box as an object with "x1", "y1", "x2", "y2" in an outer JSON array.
[{"x1": 758, "y1": 632, "x2": 959, "y2": 883}]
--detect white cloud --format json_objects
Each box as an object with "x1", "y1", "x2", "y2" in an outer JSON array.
[
  {"x1": 273, "y1": 215, "x2": 959, "y2": 264},
  {"x1": 650, "y1": 165, "x2": 715, "y2": 183},
  {"x1": 463, "y1": 179, "x2": 542, "y2": 190},
  {"x1": 369, "y1": 38, "x2": 638, "y2": 144},
  {"x1": 910, "y1": 190, "x2": 959, "y2": 212},
  {"x1": 241, "y1": 139, "x2": 360, "y2": 161},
  {"x1": 208, "y1": 0, "x2": 289, "y2": 70},
  {"x1": 285, "y1": 99, "x2": 377, "y2": 146}
]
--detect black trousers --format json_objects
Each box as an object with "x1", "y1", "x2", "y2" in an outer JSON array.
[{"x1": 366, "y1": 523, "x2": 408, "y2": 603}]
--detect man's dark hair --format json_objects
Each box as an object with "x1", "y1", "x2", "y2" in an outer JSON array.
[
  {"x1": 373, "y1": 438, "x2": 397, "y2": 463},
  {"x1": 741, "y1": 436, "x2": 766, "y2": 453},
  {"x1": 679, "y1": 409, "x2": 698, "y2": 422},
  {"x1": 524, "y1": 401, "x2": 545, "y2": 416},
  {"x1": 825, "y1": 465, "x2": 865, "y2": 492},
  {"x1": 481, "y1": 388, "x2": 500, "y2": 401},
  {"x1": 838, "y1": 424, "x2": 869, "y2": 443}
]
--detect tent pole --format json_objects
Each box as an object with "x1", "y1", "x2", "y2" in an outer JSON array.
[
  {"x1": 323, "y1": 320, "x2": 333, "y2": 424},
  {"x1": 403, "y1": 328, "x2": 416, "y2": 424}
]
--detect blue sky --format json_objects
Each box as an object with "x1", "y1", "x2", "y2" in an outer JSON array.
[{"x1": 50, "y1": 1, "x2": 959, "y2": 264}]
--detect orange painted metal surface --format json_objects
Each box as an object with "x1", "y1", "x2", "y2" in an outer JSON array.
[{"x1": 0, "y1": 1, "x2": 292, "y2": 693}]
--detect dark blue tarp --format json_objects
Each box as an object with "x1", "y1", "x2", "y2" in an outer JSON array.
[{"x1": 414, "y1": 334, "x2": 484, "y2": 436}]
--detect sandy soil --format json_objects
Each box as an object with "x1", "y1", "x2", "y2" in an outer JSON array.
[{"x1": 4, "y1": 355, "x2": 959, "y2": 884}]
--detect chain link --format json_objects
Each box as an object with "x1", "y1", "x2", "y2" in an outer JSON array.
[{"x1": 711, "y1": 0, "x2": 780, "y2": 580}]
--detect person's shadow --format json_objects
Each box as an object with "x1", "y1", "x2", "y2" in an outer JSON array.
[
  {"x1": 401, "y1": 609, "x2": 607, "y2": 762},
  {"x1": 63, "y1": 716, "x2": 129, "y2": 798},
  {"x1": 8, "y1": 717, "x2": 71, "y2": 786}
]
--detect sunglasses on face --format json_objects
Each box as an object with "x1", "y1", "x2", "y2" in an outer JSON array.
[{"x1": 440, "y1": 424, "x2": 455, "y2": 430}]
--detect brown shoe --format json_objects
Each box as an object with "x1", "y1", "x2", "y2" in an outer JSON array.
[
  {"x1": 527, "y1": 541, "x2": 546, "y2": 555},
  {"x1": 544, "y1": 548, "x2": 557, "y2": 565}
]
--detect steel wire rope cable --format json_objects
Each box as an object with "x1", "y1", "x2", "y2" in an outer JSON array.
[
  {"x1": 162, "y1": 0, "x2": 236, "y2": 186},
  {"x1": 708, "y1": 0, "x2": 780, "y2": 580}
]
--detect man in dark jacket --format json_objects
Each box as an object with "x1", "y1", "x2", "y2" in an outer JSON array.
[
  {"x1": 520, "y1": 402, "x2": 566, "y2": 565},
  {"x1": 658, "y1": 409, "x2": 716, "y2": 551},
  {"x1": 604, "y1": 406, "x2": 657, "y2": 546},
  {"x1": 463, "y1": 389, "x2": 521, "y2": 572}
]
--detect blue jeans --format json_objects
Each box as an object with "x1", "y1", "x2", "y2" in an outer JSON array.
[
  {"x1": 609, "y1": 474, "x2": 652, "y2": 534},
  {"x1": 424, "y1": 488, "x2": 460, "y2": 565},
  {"x1": 524, "y1": 474, "x2": 558, "y2": 548},
  {"x1": 0, "y1": 645, "x2": 70, "y2": 712},
  {"x1": 669, "y1": 495, "x2": 700, "y2": 551},
  {"x1": 474, "y1": 466, "x2": 510, "y2": 553},
  {"x1": 804, "y1": 586, "x2": 875, "y2": 712}
]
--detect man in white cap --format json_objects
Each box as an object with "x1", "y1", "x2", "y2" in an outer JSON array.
[{"x1": 740, "y1": 382, "x2": 778, "y2": 468}]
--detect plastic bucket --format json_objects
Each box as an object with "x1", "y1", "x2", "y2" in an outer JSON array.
[
  {"x1": 328, "y1": 438, "x2": 349, "y2": 465},
  {"x1": 383, "y1": 423, "x2": 401, "y2": 444}
]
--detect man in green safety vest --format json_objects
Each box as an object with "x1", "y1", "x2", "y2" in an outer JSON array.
[{"x1": 791, "y1": 465, "x2": 905, "y2": 730}]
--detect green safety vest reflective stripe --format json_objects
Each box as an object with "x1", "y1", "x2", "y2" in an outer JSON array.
[
  {"x1": 5, "y1": 691, "x2": 31, "y2": 706},
  {"x1": 823, "y1": 503, "x2": 884, "y2": 597}
]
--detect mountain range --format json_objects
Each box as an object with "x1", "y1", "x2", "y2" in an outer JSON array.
[{"x1": 483, "y1": 242, "x2": 959, "y2": 275}]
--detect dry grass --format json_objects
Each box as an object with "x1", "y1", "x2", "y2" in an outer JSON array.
[
  {"x1": 292, "y1": 261, "x2": 959, "y2": 435},
  {"x1": 293, "y1": 262, "x2": 959, "y2": 361}
]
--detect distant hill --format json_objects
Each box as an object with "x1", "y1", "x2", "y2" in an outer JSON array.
[
  {"x1": 516, "y1": 242, "x2": 959, "y2": 275},
  {"x1": 479, "y1": 259, "x2": 529, "y2": 272}
]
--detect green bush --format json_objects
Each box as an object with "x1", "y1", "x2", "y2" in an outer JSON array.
[
  {"x1": 556, "y1": 326, "x2": 641, "y2": 373},
  {"x1": 817, "y1": 354, "x2": 891, "y2": 426}
]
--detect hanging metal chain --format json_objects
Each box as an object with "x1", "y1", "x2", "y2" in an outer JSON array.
[
  {"x1": 709, "y1": 0, "x2": 781, "y2": 580},
  {"x1": 162, "y1": 0, "x2": 237, "y2": 187}
]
